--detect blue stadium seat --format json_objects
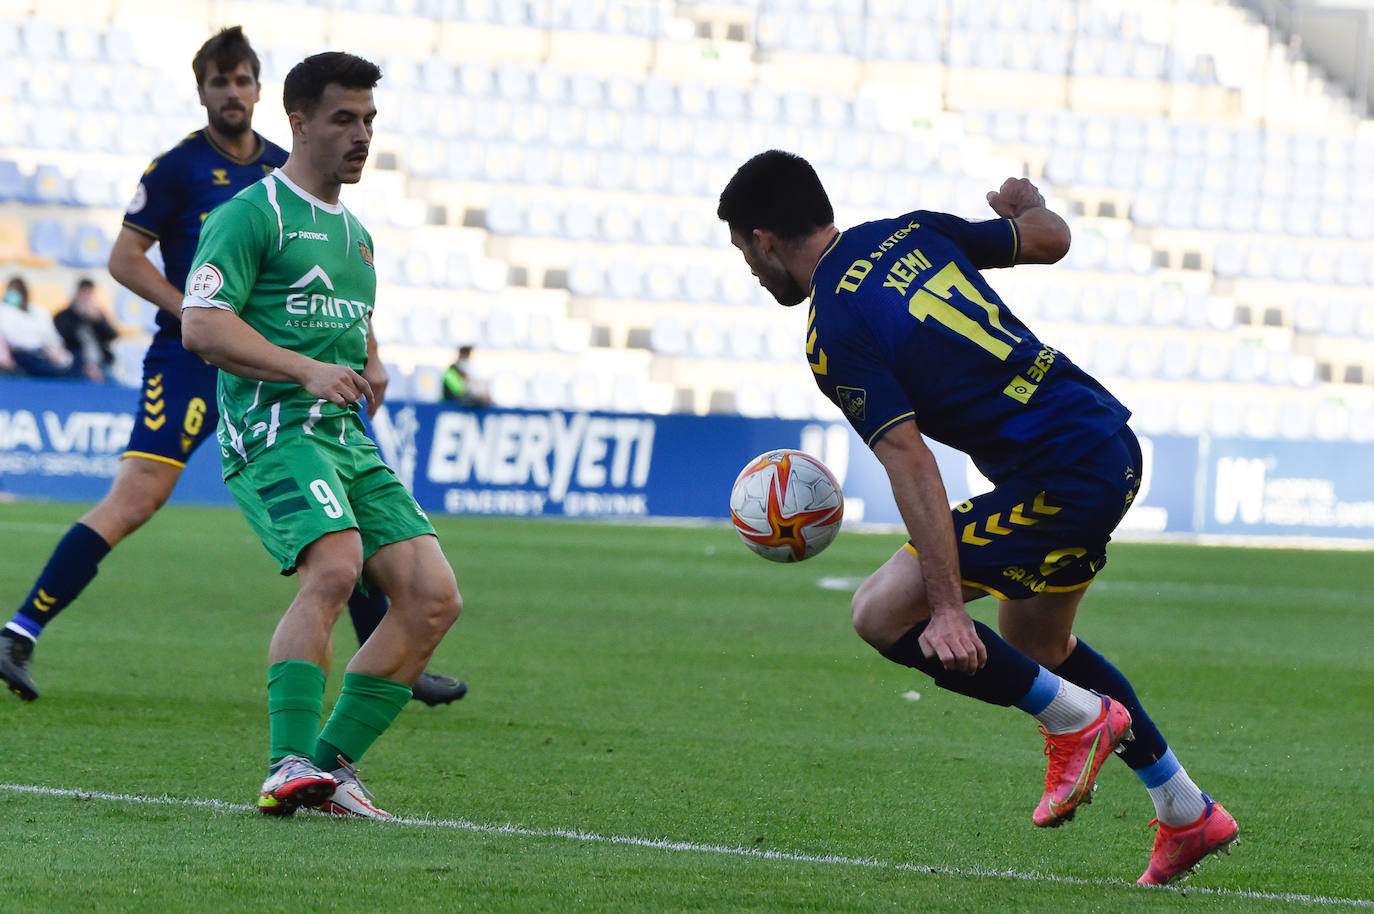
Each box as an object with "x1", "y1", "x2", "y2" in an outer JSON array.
[
  {"x1": 29, "y1": 219, "x2": 66, "y2": 260},
  {"x1": 494, "y1": 62, "x2": 532, "y2": 101},
  {"x1": 0, "y1": 160, "x2": 24, "y2": 200},
  {"x1": 643, "y1": 264, "x2": 680, "y2": 301},
  {"x1": 31, "y1": 109, "x2": 72, "y2": 150},
  {"x1": 605, "y1": 74, "x2": 638, "y2": 110},
  {"x1": 636, "y1": 203, "x2": 673, "y2": 245},
  {"x1": 65, "y1": 222, "x2": 111, "y2": 268},
  {"x1": 485, "y1": 308, "x2": 529, "y2": 350},
  {"x1": 527, "y1": 371, "x2": 567, "y2": 410},
  {"x1": 566, "y1": 262, "x2": 605, "y2": 297},
  {"x1": 606, "y1": 260, "x2": 644, "y2": 298},
  {"x1": 561, "y1": 205, "x2": 596, "y2": 241},
  {"x1": 648, "y1": 317, "x2": 686, "y2": 355},
  {"x1": 568, "y1": 72, "x2": 604, "y2": 109},
  {"x1": 21, "y1": 16, "x2": 60, "y2": 58},
  {"x1": 420, "y1": 55, "x2": 456, "y2": 94},
  {"x1": 681, "y1": 268, "x2": 718, "y2": 303},
  {"x1": 599, "y1": 206, "x2": 635, "y2": 243}
]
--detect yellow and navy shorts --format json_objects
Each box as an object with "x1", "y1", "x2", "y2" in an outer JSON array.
[
  {"x1": 909, "y1": 426, "x2": 1142, "y2": 602},
  {"x1": 122, "y1": 335, "x2": 220, "y2": 468},
  {"x1": 225, "y1": 428, "x2": 435, "y2": 575}
]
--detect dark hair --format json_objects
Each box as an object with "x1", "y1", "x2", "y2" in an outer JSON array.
[
  {"x1": 717, "y1": 150, "x2": 834, "y2": 241},
  {"x1": 192, "y1": 26, "x2": 260, "y2": 87},
  {"x1": 283, "y1": 52, "x2": 382, "y2": 117},
  {"x1": 76, "y1": 278, "x2": 95, "y2": 292}
]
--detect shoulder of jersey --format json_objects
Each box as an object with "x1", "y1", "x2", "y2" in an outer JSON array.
[
  {"x1": 263, "y1": 138, "x2": 289, "y2": 165},
  {"x1": 147, "y1": 130, "x2": 206, "y2": 171}
]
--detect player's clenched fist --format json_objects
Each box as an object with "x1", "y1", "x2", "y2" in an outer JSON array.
[{"x1": 985, "y1": 177, "x2": 1046, "y2": 220}]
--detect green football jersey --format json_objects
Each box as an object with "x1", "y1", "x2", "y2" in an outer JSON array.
[{"x1": 183, "y1": 169, "x2": 378, "y2": 478}]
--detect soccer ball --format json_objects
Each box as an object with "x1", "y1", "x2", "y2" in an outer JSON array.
[{"x1": 729, "y1": 449, "x2": 844, "y2": 563}]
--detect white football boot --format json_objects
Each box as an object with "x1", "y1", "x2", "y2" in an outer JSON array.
[{"x1": 319, "y1": 756, "x2": 393, "y2": 819}]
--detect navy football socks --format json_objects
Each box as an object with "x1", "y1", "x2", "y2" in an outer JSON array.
[
  {"x1": 347, "y1": 586, "x2": 390, "y2": 646},
  {"x1": 1053, "y1": 638, "x2": 1168, "y2": 770},
  {"x1": 6, "y1": 523, "x2": 111, "y2": 640},
  {"x1": 881, "y1": 618, "x2": 1039, "y2": 706}
]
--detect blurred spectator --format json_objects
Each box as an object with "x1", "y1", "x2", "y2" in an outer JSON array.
[
  {"x1": 54, "y1": 278, "x2": 118, "y2": 382},
  {"x1": 441, "y1": 344, "x2": 492, "y2": 407},
  {"x1": 0, "y1": 276, "x2": 72, "y2": 377}
]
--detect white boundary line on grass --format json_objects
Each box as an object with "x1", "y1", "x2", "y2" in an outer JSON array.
[{"x1": 4, "y1": 782, "x2": 1370, "y2": 909}]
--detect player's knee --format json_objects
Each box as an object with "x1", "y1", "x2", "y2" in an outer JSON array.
[
  {"x1": 851, "y1": 576, "x2": 923, "y2": 651},
  {"x1": 850, "y1": 586, "x2": 890, "y2": 649},
  {"x1": 301, "y1": 559, "x2": 365, "y2": 611},
  {"x1": 394, "y1": 573, "x2": 460, "y2": 641},
  {"x1": 424, "y1": 579, "x2": 461, "y2": 636},
  {"x1": 126, "y1": 487, "x2": 171, "y2": 524},
  {"x1": 98, "y1": 481, "x2": 170, "y2": 536}
]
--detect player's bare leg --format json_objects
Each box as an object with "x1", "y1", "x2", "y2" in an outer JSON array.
[
  {"x1": 302, "y1": 534, "x2": 459, "y2": 818},
  {"x1": 80, "y1": 456, "x2": 183, "y2": 546},
  {"x1": 1, "y1": 456, "x2": 184, "y2": 700},
  {"x1": 258, "y1": 530, "x2": 362, "y2": 815},
  {"x1": 350, "y1": 534, "x2": 461, "y2": 684},
  {"x1": 267, "y1": 529, "x2": 362, "y2": 669},
  {"x1": 851, "y1": 546, "x2": 987, "y2": 650},
  {"x1": 346, "y1": 585, "x2": 468, "y2": 705}
]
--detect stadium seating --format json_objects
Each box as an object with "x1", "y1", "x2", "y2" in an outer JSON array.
[{"x1": 0, "y1": 1, "x2": 1369, "y2": 438}]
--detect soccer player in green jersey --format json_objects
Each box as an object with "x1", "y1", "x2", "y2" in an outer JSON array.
[
  {"x1": 181, "y1": 52, "x2": 461, "y2": 818},
  {"x1": 0, "y1": 26, "x2": 465, "y2": 709}
]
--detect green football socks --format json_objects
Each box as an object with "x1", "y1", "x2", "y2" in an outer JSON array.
[
  {"x1": 313, "y1": 672, "x2": 412, "y2": 770},
  {"x1": 267, "y1": 660, "x2": 326, "y2": 766}
]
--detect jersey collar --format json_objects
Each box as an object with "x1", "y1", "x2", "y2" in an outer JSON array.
[
  {"x1": 203, "y1": 129, "x2": 267, "y2": 166},
  {"x1": 808, "y1": 230, "x2": 843, "y2": 299},
  {"x1": 269, "y1": 168, "x2": 345, "y2": 215}
]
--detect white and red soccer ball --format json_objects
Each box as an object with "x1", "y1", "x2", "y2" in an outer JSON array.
[{"x1": 729, "y1": 449, "x2": 844, "y2": 563}]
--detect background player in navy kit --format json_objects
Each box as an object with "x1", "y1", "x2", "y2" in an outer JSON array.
[
  {"x1": 718, "y1": 151, "x2": 1237, "y2": 886},
  {"x1": 0, "y1": 27, "x2": 465, "y2": 707}
]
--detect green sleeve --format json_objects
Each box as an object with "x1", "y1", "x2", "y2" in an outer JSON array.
[{"x1": 184, "y1": 198, "x2": 270, "y2": 314}]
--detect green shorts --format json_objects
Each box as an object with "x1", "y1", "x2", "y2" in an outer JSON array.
[{"x1": 226, "y1": 429, "x2": 435, "y2": 575}]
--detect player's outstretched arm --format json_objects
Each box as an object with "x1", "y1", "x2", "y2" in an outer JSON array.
[
  {"x1": 872, "y1": 420, "x2": 987, "y2": 675},
  {"x1": 108, "y1": 227, "x2": 187, "y2": 318},
  {"x1": 985, "y1": 177, "x2": 1070, "y2": 265},
  {"x1": 182, "y1": 306, "x2": 373, "y2": 409}
]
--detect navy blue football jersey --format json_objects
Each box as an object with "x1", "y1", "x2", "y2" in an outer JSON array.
[
  {"x1": 807, "y1": 211, "x2": 1130, "y2": 482},
  {"x1": 122, "y1": 129, "x2": 287, "y2": 338}
]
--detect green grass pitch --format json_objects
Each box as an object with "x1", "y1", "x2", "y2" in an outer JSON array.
[{"x1": 0, "y1": 500, "x2": 1370, "y2": 913}]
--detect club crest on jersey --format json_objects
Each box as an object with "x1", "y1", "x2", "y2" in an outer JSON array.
[
  {"x1": 357, "y1": 241, "x2": 373, "y2": 267},
  {"x1": 837, "y1": 386, "x2": 867, "y2": 422},
  {"x1": 188, "y1": 263, "x2": 224, "y2": 297}
]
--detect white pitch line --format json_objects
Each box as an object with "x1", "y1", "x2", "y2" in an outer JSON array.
[
  {"x1": 4, "y1": 782, "x2": 1370, "y2": 909},
  {"x1": 0, "y1": 520, "x2": 79, "y2": 534}
]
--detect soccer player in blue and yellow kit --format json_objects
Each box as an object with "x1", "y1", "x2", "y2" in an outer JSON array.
[
  {"x1": 0, "y1": 27, "x2": 465, "y2": 708},
  {"x1": 718, "y1": 151, "x2": 1237, "y2": 886}
]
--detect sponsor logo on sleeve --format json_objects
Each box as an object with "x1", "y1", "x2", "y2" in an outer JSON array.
[{"x1": 836, "y1": 386, "x2": 867, "y2": 422}]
